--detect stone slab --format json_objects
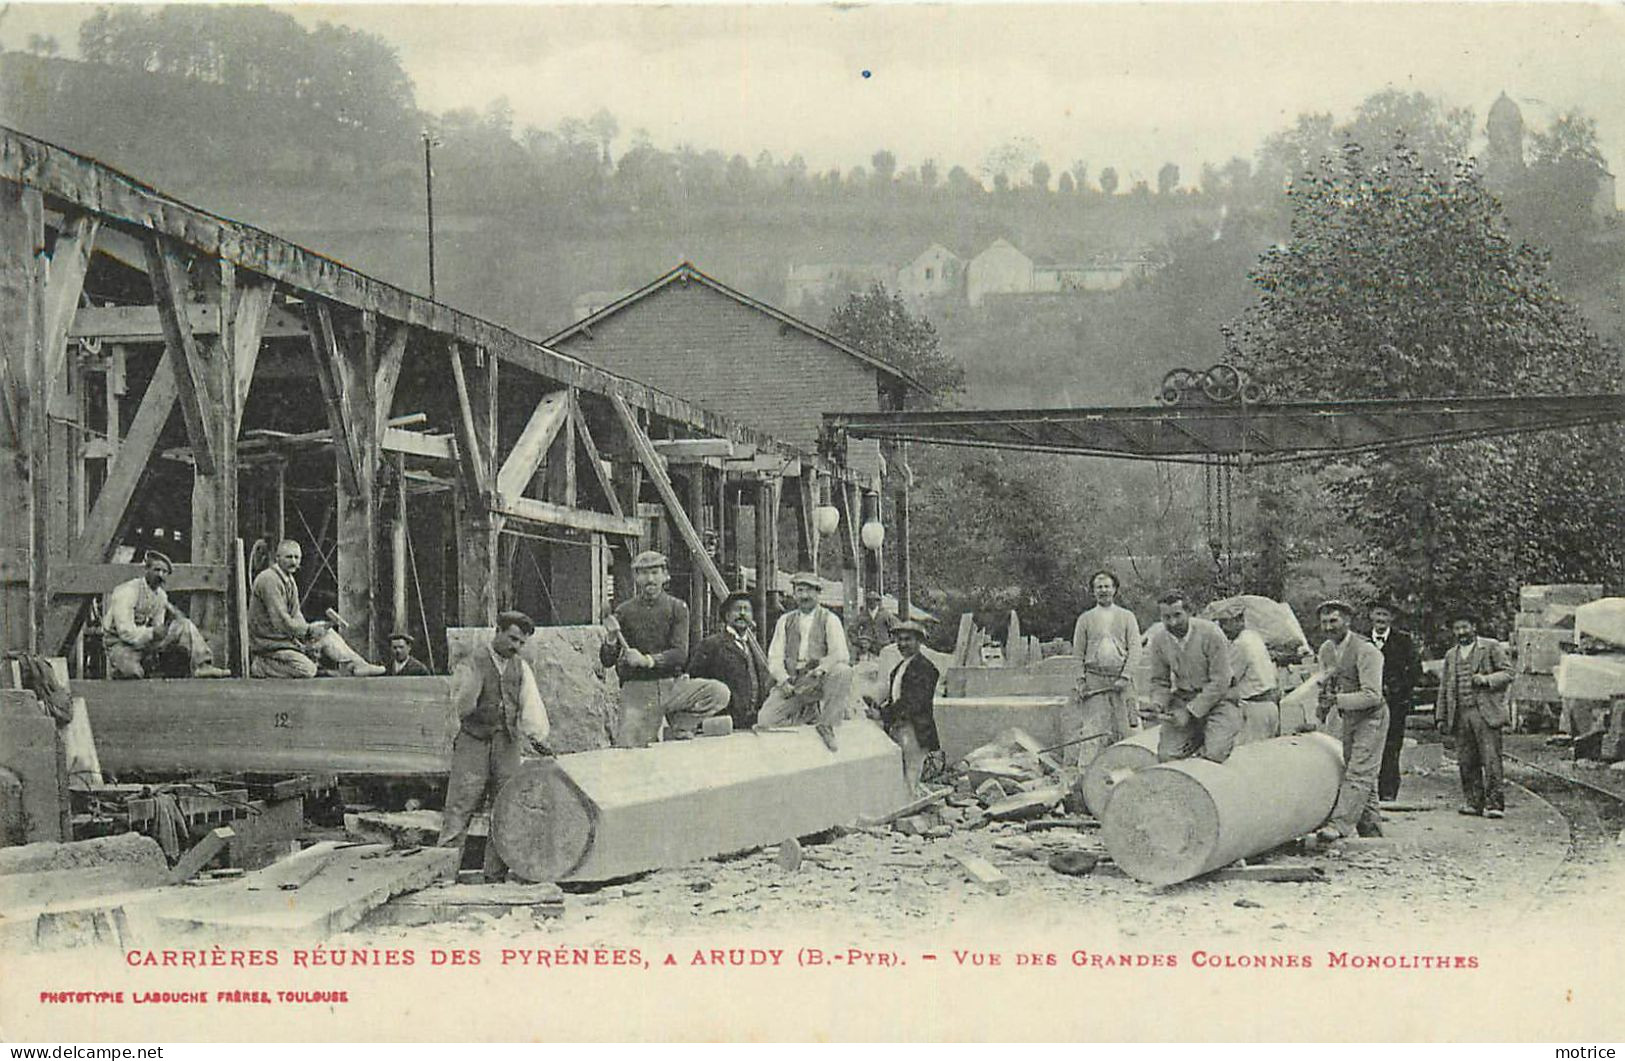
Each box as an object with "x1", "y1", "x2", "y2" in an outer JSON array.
[
  {"x1": 1556, "y1": 654, "x2": 1625, "y2": 702},
  {"x1": 1575, "y1": 599, "x2": 1625, "y2": 650},
  {"x1": 0, "y1": 690, "x2": 69, "y2": 843},
  {"x1": 933, "y1": 696, "x2": 1070, "y2": 766}
]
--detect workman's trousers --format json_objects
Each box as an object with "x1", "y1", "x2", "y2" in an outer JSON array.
[
  {"x1": 438, "y1": 727, "x2": 522, "y2": 879},
  {"x1": 108, "y1": 617, "x2": 214, "y2": 679},
  {"x1": 1157, "y1": 697, "x2": 1246, "y2": 764},
  {"x1": 1238, "y1": 696, "x2": 1282, "y2": 745},
  {"x1": 615, "y1": 675, "x2": 730, "y2": 747},
  {"x1": 249, "y1": 629, "x2": 369, "y2": 678},
  {"x1": 1378, "y1": 690, "x2": 1412, "y2": 801},
  {"x1": 1062, "y1": 674, "x2": 1134, "y2": 767},
  {"x1": 1454, "y1": 708, "x2": 1505, "y2": 812},
  {"x1": 1327, "y1": 704, "x2": 1387, "y2": 836},
  {"x1": 758, "y1": 663, "x2": 854, "y2": 731}
]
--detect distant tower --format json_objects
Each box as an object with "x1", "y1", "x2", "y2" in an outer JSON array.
[{"x1": 1484, "y1": 91, "x2": 1526, "y2": 184}]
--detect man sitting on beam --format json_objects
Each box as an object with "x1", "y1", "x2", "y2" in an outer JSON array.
[
  {"x1": 759, "y1": 571, "x2": 855, "y2": 752},
  {"x1": 246, "y1": 539, "x2": 386, "y2": 678},
  {"x1": 104, "y1": 550, "x2": 230, "y2": 679}
]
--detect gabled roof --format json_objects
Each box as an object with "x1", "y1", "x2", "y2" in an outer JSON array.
[{"x1": 544, "y1": 262, "x2": 928, "y2": 395}]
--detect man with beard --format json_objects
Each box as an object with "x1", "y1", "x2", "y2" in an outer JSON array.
[
  {"x1": 760, "y1": 572, "x2": 854, "y2": 752},
  {"x1": 867, "y1": 621, "x2": 940, "y2": 792},
  {"x1": 687, "y1": 591, "x2": 772, "y2": 731},
  {"x1": 1435, "y1": 611, "x2": 1513, "y2": 819},
  {"x1": 1314, "y1": 599, "x2": 1387, "y2": 842},
  {"x1": 105, "y1": 550, "x2": 229, "y2": 679}
]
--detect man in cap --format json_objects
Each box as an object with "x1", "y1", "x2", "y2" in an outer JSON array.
[
  {"x1": 104, "y1": 550, "x2": 230, "y2": 679},
  {"x1": 1313, "y1": 599, "x2": 1387, "y2": 842},
  {"x1": 439, "y1": 610, "x2": 550, "y2": 882},
  {"x1": 1212, "y1": 598, "x2": 1280, "y2": 746},
  {"x1": 849, "y1": 588, "x2": 898, "y2": 660},
  {"x1": 760, "y1": 571, "x2": 854, "y2": 751},
  {"x1": 600, "y1": 550, "x2": 729, "y2": 746},
  {"x1": 687, "y1": 590, "x2": 773, "y2": 731},
  {"x1": 1369, "y1": 601, "x2": 1423, "y2": 802},
  {"x1": 247, "y1": 539, "x2": 386, "y2": 678},
  {"x1": 385, "y1": 631, "x2": 431, "y2": 676},
  {"x1": 865, "y1": 619, "x2": 940, "y2": 791},
  {"x1": 1434, "y1": 610, "x2": 1513, "y2": 819},
  {"x1": 1146, "y1": 590, "x2": 1236, "y2": 762},
  {"x1": 1070, "y1": 569, "x2": 1143, "y2": 763}
]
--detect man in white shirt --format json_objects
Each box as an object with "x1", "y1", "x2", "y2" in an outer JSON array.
[
  {"x1": 1069, "y1": 569, "x2": 1143, "y2": 764},
  {"x1": 1213, "y1": 599, "x2": 1280, "y2": 745},
  {"x1": 104, "y1": 551, "x2": 229, "y2": 679},
  {"x1": 759, "y1": 572, "x2": 853, "y2": 751}
]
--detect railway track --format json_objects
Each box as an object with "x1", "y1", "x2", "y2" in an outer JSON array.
[{"x1": 1503, "y1": 749, "x2": 1625, "y2": 859}]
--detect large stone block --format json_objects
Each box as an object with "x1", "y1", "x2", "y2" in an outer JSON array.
[
  {"x1": 1576, "y1": 599, "x2": 1625, "y2": 650},
  {"x1": 0, "y1": 691, "x2": 68, "y2": 844},
  {"x1": 1514, "y1": 628, "x2": 1572, "y2": 675},
  {"x1": 1520, "y1": 584, "x2": 1604, "y2": 609},
  {"x1": 933, "y1": 695, "x2": 1069, "y2": 765},
  {"x1": 447, "y1": 625, "x2": 617, "y2": 753},
  {"x1": 1556, "y1": 654, "x2": 1625, "y2": 702}
]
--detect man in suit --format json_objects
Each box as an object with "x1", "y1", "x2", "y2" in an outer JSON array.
[
  {"x1": 865, "y1": 621, "x2": 940, "y2": 792},
  {"x1": 1370, "y1": 602, "x2": 1422, "y2": 801},
  {"x1": 688, "y1": 591, "x2": 772, "y2": 731},
  {"x1": 1435, "y1": 611, "x2": 1514, "y2": 819},
  {"x1": 386, "y1": 631, "x2": 432, "y2": 676}
]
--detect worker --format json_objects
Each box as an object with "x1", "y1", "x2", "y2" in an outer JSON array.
[
  {"x1": 439, "y1": 610, "x2": 550, "y2": 882},
  {"x1": 1313, "y1": 599, "x2": 1387, "y2": 842},
  {"x1": 246, "y1": 539, "x2": 386, "y2": 678},
  {"x1": 385, "y1": 631, "x2": 431, "y2": 676},
  {"x1": 1434, "y1": 611, "x2": 1513, "y2": 820},
  {"x1": 1370, "y1": 601, "x2": 1423, "y2": 802},
  {"x1": 849, "y1": 589, "x2": 898, "y2": 660},
  {"x1": 104, "y1": 550, "x2": 229, "y2": 679},
  {"x1": 687, "y1": 590, "x2": 773, "y2": 731},
  {"x1": 760, "y1": 571, "x2": 854, "y2": 751},
  {"x1": 1147, "y1": 591, "x2": 1236, "y2": 762},
  {"x1": 1212, "y1": 599, "x2": 1280, "y2": 744},
  {"x1": 600, "y1": 550, "x2": 728, "y2": 747},
  {"x1": 865, "y1": 620, "x2": 940, "y2": 792},
  {"x1": 1070, "y1": 569, "x2": 1143, "y2": 761}
]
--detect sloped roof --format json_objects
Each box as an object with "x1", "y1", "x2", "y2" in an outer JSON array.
[{"x1": 544, "y1": 262, "x2": 928, "y2": 395}]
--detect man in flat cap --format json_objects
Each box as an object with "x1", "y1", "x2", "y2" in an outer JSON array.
[
  {"x1": 849, "y1": 588, "x2": 898, "y2": 660},
  {"x1": 104, "y1": 550, "x2": 229, "y2": 679},
  {"x1": 760, "y1": 571, "x2": 854, "y2": 751},
  {"x1": 1313, "y1": 598, "x2": 1387, "y2": 842},
  {"x1": 866, "y1": 619, "x2": 940, "y2": 791},
  {"x1": 600, "y1": 550, "x2": 728, "y2": 746},
  {"x1": 687, "y1": 590, "x2": 773, "y2": 731},
  {"x1": 1212, "y1": 598, "x2": 1280, "y2": 746},
  {"x1": 385, "y1": 631, "x2": 431, "y2": 676}
]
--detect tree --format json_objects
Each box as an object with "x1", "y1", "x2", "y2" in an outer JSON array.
[
  {"x1": 1069, "y1": 160, "x2": 1089, "y2": 193},
  {"x1": 826, "y1": 284, "x2": 965, "y2": 403},
  {"x1": 992, "y1": 172, "x2": 1010, "y2": 193},
  {"x1": 919, "y1": 158, "x2": 940, "y2": 189},
  {"x1": 1226, "y1": 139, "x2": 1624, "y2": 638},
  {"x1": 1098, "y1": 166, "x2": 1119, "y2": 196},
  {"x1": 946, "y1": 165, "x2": 980, "y2": 195},
  {"x1": 1030, "y1": 160, "x2": 1051, "y2": 192},
  {"x1": 1157, "y1": 161, "x2": 1180, "y2": 195},
  {"x1": 1057, "y1": 170, "x2": 1075, "y2": 195},
  {"x1": 871, "y1": 149, "x2": 897, "y2": 186}
]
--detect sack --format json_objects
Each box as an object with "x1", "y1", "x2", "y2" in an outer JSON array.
[
  {"x1": 11, "y1": 654, "x2": 73, "y2": 724},
  {"x1": 1202, "y1": 595, "x2": 1311, "y2": 658},
  {"x1": 516, "y1": 660, "x2": 553, "y2": 752}
]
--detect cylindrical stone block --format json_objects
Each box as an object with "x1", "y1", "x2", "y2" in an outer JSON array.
[{"x1": 1080, "y1": 726, "x2": 1160, "y2": 819}]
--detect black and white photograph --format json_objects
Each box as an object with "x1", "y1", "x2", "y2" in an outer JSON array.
[{"x1": 0, "y1": 0, "x2": 1622, "y2": 1044}]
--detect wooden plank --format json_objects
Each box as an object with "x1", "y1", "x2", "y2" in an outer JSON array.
[
  {"x1": 51, "y1": 562, "x2": 228, "y2": 595},
  {"x1": 609, "y1": 392, "x2": 730, "y2": 598},
  {"x1": 229, "y1": 275, "x2": 275, "y2": 427},
  {"x1": 166, "y1": 826, "x2": 236, "y2": 884},
  {"x1": 372, "y1": 319, "x2": 410, "y2": 441},
  {"x1": 652, "y1": 438, "x2": 756, "y2": 461},
  {"x1": 794, "y1": 472, "x2": 816, "y2": 571},
  {"x1": 382, "y1": 427, "x2": 456, "y2": 460},
  {"x1": 303, "y1": 302, "x2": 360, "y2": 493},
  {"x1": 497, "y1": 389, "x2": 569, "y2": 499},
  {"x1": 570, "y1": 399, "x2": 622, "y2": 517},
  {"x1": 495, "y1": 496, "x2": 644, "y2": 538},
  {"x1": 42, "y1": 213, "x2": 99, "y2": 406},
  {"x1": 142, "y1": 235, "x2": 217, "y2": 476},
  {"x1": 70, "y1": 302, "x2": 306, "y2": 341},
  {"x1": 946, "y1": 852, "x2": 1011, "y2": 895},
  {"x1": 76, "y1": 677, "x2": 458, "y2": 775},
  {"x1": 446, "y1": 340, "x2": 486, "y2": 496}
]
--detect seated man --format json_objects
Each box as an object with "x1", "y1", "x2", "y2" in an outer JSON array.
[
  {"x1": 246, "y1": 539, "x2": 385, "y2": 678},
  {"x1": 104, "y1": 550, "x2": 229, "y2": 679},
  {"x1": 687, "y1": 590, "x2": 772, "y2": 732},
  {"x1": 865, "y1": 620, "x2": 940, "y2": 791},
  {"x1": 759, "y1": 572, "x2": 854, "y2": 752},
  {"x1": 385, "y1": 631, "x2": 431, "y2": 676},
  {"x1": 600, "y1": 550, "x2": 729, "y2": 746}
]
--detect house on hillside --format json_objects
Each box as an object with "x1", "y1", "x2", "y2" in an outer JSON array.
[
  {"x1": 966, "y1": 239, "x2": 1036, "y2": 306},
  {"x1": 783, "y1": 262, "x2": 895, "y2": 310},
  {"x1": 545, "y1": 262, "x2": 928, "y2": 478},
  {"x1": 896, "y1": 243, "x2": 965, "y2": 304}
]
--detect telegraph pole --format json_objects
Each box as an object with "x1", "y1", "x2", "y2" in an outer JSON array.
[{"x1": 422, "y1": 131, "x2": 439, "y2": 301}]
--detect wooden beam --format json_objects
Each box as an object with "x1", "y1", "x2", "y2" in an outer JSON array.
[
  {"x1": 373, "y1": 320, "x2": 409, "y2": 441},
  {"x1": 570, "y1": 400, "x2": 622, "y2": 517},
  {"x1": 496, "y1": 389, "x2": 569, "y2": 500},
  {"x1": 43, "y1": 212, "x2": 99, "y2": 406},
  {"x1": 609, "y1": 392, "x2": 730, "y2": 598},
  {"x1": 753, "y1": 477, "x2": 781, "y2": 626},
  {"x1": 0, "y1": 183, "x2": 45, "y2": 652},
  {"x1": 446, "y1": 340, "x2": 486, "y2": 496},
  {"x1": 495, "y1": 496, "x2": 645, "y2": 538},
  {"x1": 652, "y1": 438, "x2": 757, "y2": 462},
  {"x1": 725, "y1": 453, "x2": 802, "y2": 476},
  {"x1": 71, "y1": 301, "x2": 307, "y2": 341},
  {"x1": 229, "y1": 275, "x2": 275, "y2": 429},
  {"x1": 303, "y1": 302, "x2": 360, "y2": 493},
  {"x1": 142, "y1": 235, "x2": 217, "y2": 476},
  {"x1": 794, "y1": 472, "x2": 816, "y2": 572},
  {"x1": 337, "y1": 309, "x2": 380, "y2": 656},
  {"x1": 51, "y1": 562, "x2": 228, "y2": 595},
  {"x1": 186, "y1": 258, "x2": 239, "y2": 664},
  {"x1": 382, "y1": 427, "x2": 456, "y2": 460},
  {"x1": 71, "y1": 352, "x2": 176, "y2": 566}
]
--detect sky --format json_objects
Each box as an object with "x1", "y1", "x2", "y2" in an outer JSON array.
[{"x1": 7, "y1": 1, "x2": 1625, "y2": 194}]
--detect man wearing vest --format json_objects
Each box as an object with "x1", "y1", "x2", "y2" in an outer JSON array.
[
  {"x1": 600, "y1": 551, "x2": 729, "y2": 747},
  {"x1": 1314, "y1": 599, "x2": 1387, "y2": 843},
  {"x1": 760, "y1": 571, "x2": 854, "y2": 751},
  {"x1": 1435, "y1": 611, "x2": 1513, "y2": 819},
  {"x1": 438, "y1": 610, "x2": 550, "y2": 881},
  {"x1": 1147, "y1": 591, "x2": 1236, "y2": 763}
]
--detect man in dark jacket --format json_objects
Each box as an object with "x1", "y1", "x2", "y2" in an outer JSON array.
[
  {"x1": 1370, "y1": 602, "x2": 1422, "y2": 801},
  {"x1": 865, "y1": 621, "x2": 940, "y2": 792},
  {"x1": 688, "y1": 591, "x2": 772, "y2": 730},
  {"x1": 386, "y1": 631, "x2": 432, "y2": 676}
]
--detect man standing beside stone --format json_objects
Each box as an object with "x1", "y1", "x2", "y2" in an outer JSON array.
[
  {"x1": 1435, "y1": 611, "x2": 1513, "y2": 820},
  {"x1": 1314, "y1": 599, "x2": 1387, "y2": 842},
  {"x1": 760, "y1": 572, "x2": 854, "y2": 751},
  {"x1": 1147, "y1": 591, "x2": 1236, "y2": 763},
  {"x1": 104, "y1": 550, "x2": 230, "y2": 679},
  {"x1": 1370, "y1": 602, "x2": 1422, "y2": 802},
  {"x1": 687, "y1": 590, "x2": 773, "y2": 731},
  {"x1": 1212, "y1": 599, "x2": 1280, "y2": 745},
  {"x1": 867, "y1": 620, "x2": 940, "y2": 792},
  {"x1": 1070, "y1": 569, "x2": 1142, "y2": 762},
  {"x1": 600, "y1": 550, "x2": 729, "y2": 747}
]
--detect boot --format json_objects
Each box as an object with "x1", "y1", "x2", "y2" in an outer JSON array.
[{"x1": 815, "y1": 722, "x2": 838, "y2": 752}]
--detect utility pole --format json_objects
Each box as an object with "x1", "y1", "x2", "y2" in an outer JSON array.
[{"x1": 422, "y1": 131, "x2": 439, "y2": 301}]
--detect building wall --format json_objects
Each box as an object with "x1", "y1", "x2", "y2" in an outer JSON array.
[
  {"x1": 553, "y1": 280, "x2": 886, "y2": 474},
  {"x1": 897, "y1": 245, "x2": 963, "y2": 303},
  {"x1": 966, "y1": 241, "x2": 1035, "y2": 306}
]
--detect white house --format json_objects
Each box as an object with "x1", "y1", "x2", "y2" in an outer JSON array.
[
  {"x1": 896, "y1": 243, "x2": 964, "y2": 304},
  {"x1": 966, "y1": 239, "x2": 1035, "y2": 306}
]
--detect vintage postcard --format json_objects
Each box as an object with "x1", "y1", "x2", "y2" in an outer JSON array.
[{"x1": 1, "y1": 0, "x2": 1623, "y2": 1043}]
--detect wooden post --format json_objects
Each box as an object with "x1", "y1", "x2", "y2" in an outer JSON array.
[
  {"x1": 893, "y1": 446, "x2": 911, "y2": 620},
  {"x1": 793, "y1": 473, "x2": 816, "y2": 572},
  {"x1": 0, "y1": 183, "x2": 45, "y2": 653},
  {"x1": 685, "y1": 469, "x2": 708, "y2": 643},
  {"x1": 752, "y1": 476, "x2": 781, "y2": 628},
  {"x1": 391, "y1": 452, "x2": 409, "y2": 635},
  {"x1": 185, "y1": 261, "x2": 238, "y2": 664},
  {"x1": 860, "y1": 489, "x2": 882, "y2": 595},
  {"x1": 834, "y1": 478, "x2": 862, "y2": 621},
  {"x1": 447, "y1": 342, "x2": 496, "y2": 627}
]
